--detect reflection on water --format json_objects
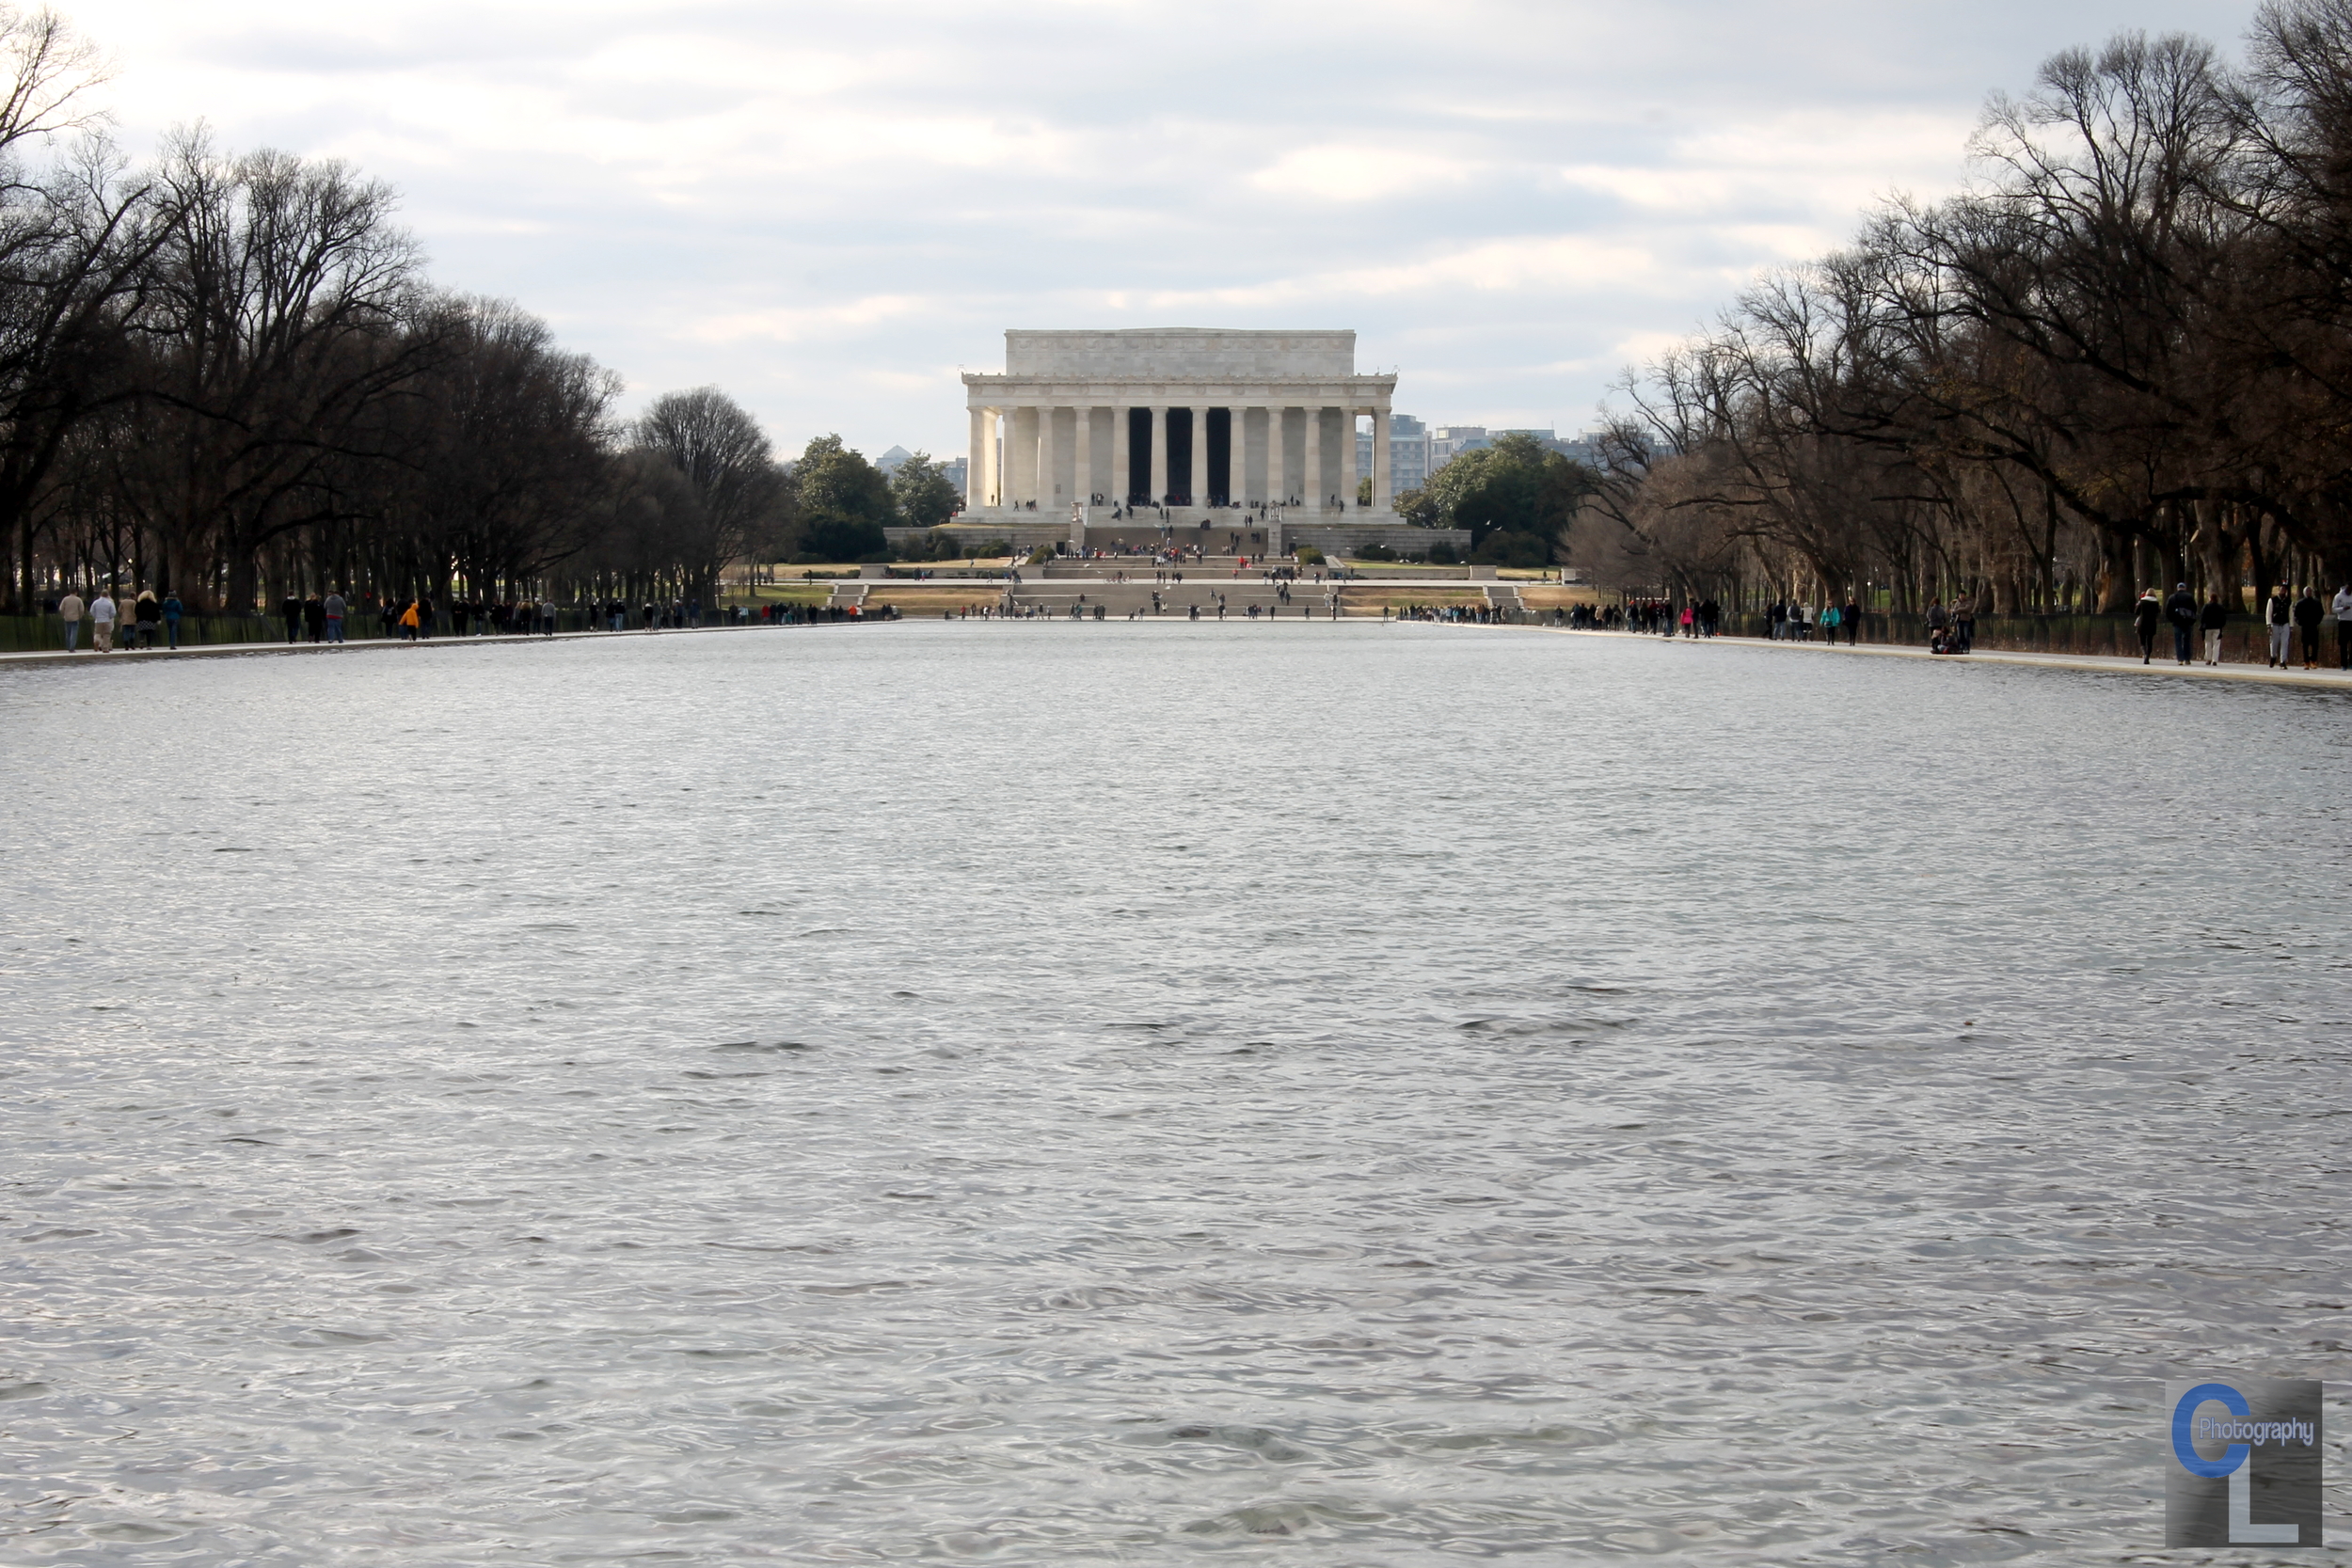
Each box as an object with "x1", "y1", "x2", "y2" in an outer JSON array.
[{"x1": 1, "y1": 624, "x2": 2345, "y2": 1564}]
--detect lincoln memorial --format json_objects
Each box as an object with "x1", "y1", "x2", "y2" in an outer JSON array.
[{"x1": 955, "y1": 329, "x2": 1455, "y2": 556}]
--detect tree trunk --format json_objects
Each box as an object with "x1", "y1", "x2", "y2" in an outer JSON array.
[
  {"x1": 2093, "y1": 526, "x2": 2133, "y2": 612},
  {"x1": 226, "y1": 547, "x2": 259, "y2": 616}
]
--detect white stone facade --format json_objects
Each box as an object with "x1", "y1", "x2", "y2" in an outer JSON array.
[{"x1": 961, "y1": 330, "x2": 1400, "y2": 524}]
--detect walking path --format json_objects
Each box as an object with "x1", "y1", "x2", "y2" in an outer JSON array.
[
  {"x1": 9, "y1": 615, "x2": 2347, "y2": 694},
  {"x1": 1532, "y1": 626, "x2": 2352, "y2": 692},
  {"x1": 0, "y1": 622, "x2": 787, "y2": 669}
]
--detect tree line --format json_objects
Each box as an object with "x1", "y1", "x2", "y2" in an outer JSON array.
[
  {"x1": 1570, "y1": 0, "x2": 2352, "y2": 613},
  {"x1": 0, "y1": 8, "x2": 963, "y2": 617},
  {"x1": 1391, "y1": 433, "x2": 1597, "y2": 567}
]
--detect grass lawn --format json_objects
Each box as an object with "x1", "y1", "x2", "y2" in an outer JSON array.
[
  {"x1": 724, "y1": 584, "x2": 833, "y2": 608},
  {"x1": 1516, "y1": 585, "x2": 1602, "y2": 610},
  {"x1": 864, "y1": 587, "x2": 1009, "y2": 612},
  {"x1": 1339, "y1": 586, "x2": 1489, "y2": 609}
]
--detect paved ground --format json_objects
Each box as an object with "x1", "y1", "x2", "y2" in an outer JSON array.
[
  {"x1": 0, "y1": 623, "x2": 793, "y2": 668},
  {"x1": 8, "y1": 615, "x2": 2346, "y2": 693},
  {"x1": 1525, "y1": 625, "x2": 2352, "y2": 692}
]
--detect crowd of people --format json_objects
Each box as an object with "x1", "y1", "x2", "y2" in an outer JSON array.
[
  {"x1": 1391, "y1": 601, "x2": 1519, "y2": 624},
  {"x1": 2129, "y1": 583, "x2": 2351, "y2": 670},
  {"x1": 1565, "y1": 598, "x2": 1734, "y2": 637},
  {"x1": 36, "y1": 586, "x2": 891, "y2": 651},
  {"x1": 50, "y1": 590, "x2": 186, "y2": 651},
  {"x1": 1768, "y1": 600, "x2": 1861, "y2": 644}
]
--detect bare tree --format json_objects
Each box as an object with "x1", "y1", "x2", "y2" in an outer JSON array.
[{"x1": 632, "y1": 387, "x2": 783, "y2": 602}]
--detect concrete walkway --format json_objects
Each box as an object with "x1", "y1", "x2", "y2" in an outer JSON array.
[
  {"x1": 11, "y1": 615, "x2": 2347, "y2": 694},
  {"x1": 1530, "y1": 626, "x2": 2352, "y2": 692},
  {"x1": 0, "y1": 622, "x2": 802, "y2": 669}
]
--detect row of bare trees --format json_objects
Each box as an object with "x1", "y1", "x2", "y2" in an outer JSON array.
[
  {"x1": 0, "y1": 7, "x2": 794, "y2": 616},
  {"x1": 1580, "y1": 0, "x2": 2352, "y2": 615}
]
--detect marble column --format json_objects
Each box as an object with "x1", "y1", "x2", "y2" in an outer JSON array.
[
  {"x1": 968, "y1": 407, "x2": 990, "y2": 511},
  {"x1": 1010, "y1": 406, "x2": 1036, "y2": 509},
  {"x1": 1303, "y1": 406, "x2": 1323, "y2": 511},
  {"x1": 1073, "y1": 405, "x2": 1092, "y2": 507},
  {"x1": 1038, "y1": 404, "x2": 1059, "y2": 513},
  {"x1": 1186, "y1": 407, "x2": 1205, "y2": 509},
  {"x1": 1266, "y1": 405, "x2": 1286, "y2": 507},
  {"x1": 987, "y1": 407, "x2": 1003, "y2": 508},
  {"x1": 1233, "y1": 407, "x2": 1253, "y2": 506},
  {"x1": 1149, "y1": 404, "x2": 1168, "y2": 504},
  {"x1": 1111, "y1": 405, "x2": 1130, "y2": 505},
  {"x1": 1240, "y1": 407, "x2": 1258, "y2": 505},
  {"x1": 1372, "y1": 407, "x2": 1391, "y2": 513},
  {"x1": 1341, "y1": 408, "x2": 1359, "y2": 513}
]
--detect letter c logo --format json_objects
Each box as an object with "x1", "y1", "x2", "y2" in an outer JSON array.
[{"x1": 2172, "y1": 1382, "x2": 2250, "y2": 1479}]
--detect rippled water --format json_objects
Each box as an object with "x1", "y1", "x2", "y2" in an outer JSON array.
[{"x1": 2, "y1": 624, "x2": 2347, "y2": 1564}]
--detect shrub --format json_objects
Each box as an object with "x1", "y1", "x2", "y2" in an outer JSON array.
[
  {"x1": 1025, "y1": 545, "x2": 1055, "y2": 565},
  {"x1": 1356, "y1": 543, "x2": 1398, "y2": 562},
  {"x1": 1294, "y1": 545, "x2": 1326, "y2": 565},
  {"x1": 1427, "y1": 542, "x2": 1460, "y2": 565},
  {"x1": 1470, "y1": 531, "x2": 1549, "y2": 569},
  {"x1": 799, "y1": 514, "x2": 887, "y2": 562}
]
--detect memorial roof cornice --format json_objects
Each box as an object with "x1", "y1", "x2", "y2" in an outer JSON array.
[{"x1": 962, "y1": 372, "x2": 1397, "y2": 401}]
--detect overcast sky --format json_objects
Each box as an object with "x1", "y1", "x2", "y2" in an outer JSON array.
[{"x1": 61, "y1": 0, "x2": 2261, "y2": 462}]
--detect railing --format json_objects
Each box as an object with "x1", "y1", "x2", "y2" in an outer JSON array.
[{"x1": 1721, "y1": 611, "x2": 2333, "y2": 663}]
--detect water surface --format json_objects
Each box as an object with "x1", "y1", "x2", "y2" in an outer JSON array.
[{"x1": 2, "y1": 624, "x2": 2346, "y2": 1563}]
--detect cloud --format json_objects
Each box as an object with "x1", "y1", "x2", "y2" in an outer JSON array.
[
  {"x1": 1250, "y1": 145, "x2": 1479, "y2": 202},
  {"x1": 56, "y1": 0, "x2": 2265, "y2": 449},
  {"x1": 684, "y1": 294, "x2": 931, "y2": 345}
]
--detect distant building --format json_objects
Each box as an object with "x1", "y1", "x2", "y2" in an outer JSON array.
[
  {"x1": 1426, "y1": 424, "x2": 1490, "y2": 473},
  {"x1": 1415, "y1": 424, "x2": 1636, "y2": 478},
  {"x1": 1553, "y1": 431, "x2": 1607, "y2": 468},
  {"x1": 1359, "y1": 413, "x2": 1429, "y2": 496},
  {"x1": 874, "y1": 445, "x2": 968, "y2": 502},
  {"x1": 1554, "y1": 429, "x2": 1661, "y2": 469}
]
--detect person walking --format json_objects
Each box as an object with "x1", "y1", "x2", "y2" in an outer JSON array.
[
  {"x1": 323, "y1": 590, "x2": 345, "y2": 644},
  {"x1": 2132, "y1": 588, "x2": 2162, "y2": 664},
  {"x1": 2264, "y1": 583, "x2": 2294, "y2": 667},
  {"x1": 2293, "y1": 584, "x2": 2324, "y2": 670},
  {"x1": 57, "y1": 589, "x2": 83, "y2": 651},
  {"x1": 399, "y1": 598, "x2": 421, "y2": 641},
  {"x1": 1925, "y1": 598, "x2": 1949, "y2": 651},
  {"x1": 2198, "y1": 591, "x2": 2229, "y2": 667},
  {"x1": 162, "y1": 592, "x2": 184, "y2": 649},
  {"x1": 280, "y1": 593, "x2": 300, "y2": 643},
  {"x1": 302, "y1": 594, "x2": 326, "y2": 644},
  {"x1": 1953, "y1": 591, "x2": 1978, "y2": 654},
  {"x1": 2334, "y1": 582, "x2": 2352, "y2": 671},
  {"x1": 1843, "y1": 596, "x2": 1862, "y2": 645},
  {"x1": 134, "y1": 590, "x2": 160, "y2": 649},
  {"x1": 2165, "y1": 582, "x2": 2198, "y2": 665},
  {"x1": 89, "y1": 588, "x2": 117, "y2": 652}
]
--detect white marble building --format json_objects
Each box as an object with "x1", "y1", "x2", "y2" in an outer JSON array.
[{"x1": 962, "y1": 330, "x2": 1401, "y2": 521}]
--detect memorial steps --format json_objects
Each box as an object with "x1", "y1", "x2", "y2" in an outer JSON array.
[{"x1": 1005, "y1": 570, "x2": 1340, "y2": 619}]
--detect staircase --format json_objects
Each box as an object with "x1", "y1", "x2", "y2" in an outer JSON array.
[{"x1": 998, "y1": 561, "x2": 1344, "y2": 620}]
